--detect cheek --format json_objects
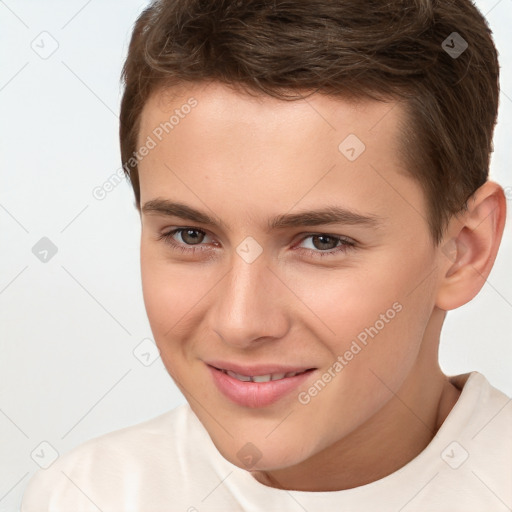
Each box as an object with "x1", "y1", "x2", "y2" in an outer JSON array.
[
  {"x1": 140, "y1": 242, "x2": 198, "y2": 340},
  {"x1": 290, "y1": 296, "x2": 428, "y2": 451},
  {"x1": 279, "y1": 260, "x2": 404, "y2": 353},
  {"x1": 286, "y1": 251, "x2": 435, "y2": 390}
]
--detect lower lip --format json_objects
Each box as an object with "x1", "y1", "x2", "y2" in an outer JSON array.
[{"x1": 207, "y1": 365, "x2": 315, "y2": 408}]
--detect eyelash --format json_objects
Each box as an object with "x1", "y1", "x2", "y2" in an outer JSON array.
[{"x1": 157, "y1": 228, "x2": 356, "y2": 259}]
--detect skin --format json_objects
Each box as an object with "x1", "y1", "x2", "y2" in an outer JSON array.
[{"x1": 136, "y1": 81, "x2": 506, "y2": 491}]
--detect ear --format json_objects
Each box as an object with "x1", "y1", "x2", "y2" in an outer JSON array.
[{"x1": 435, "y1": 181, "x2": 507, "y2": 310}]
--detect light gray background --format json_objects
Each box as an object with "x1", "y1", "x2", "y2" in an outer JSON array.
[{"x1": 0, "y1": 0, "x2": 511, "y2": 510}]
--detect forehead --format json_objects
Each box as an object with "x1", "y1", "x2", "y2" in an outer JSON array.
[
  {"x1": 139, "y1": 81, "x2": 404, "y2": 144},
  {"x1": 137, "y1": 81, "x2": 407, "y2": 178},
  {"x1": 136, "y1": 81, "x2": 424, "y2": 234}
]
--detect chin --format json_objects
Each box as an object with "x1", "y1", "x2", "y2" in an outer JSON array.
[{"x1": 211, "y1": 432, "x2": 314, "y2": 473}]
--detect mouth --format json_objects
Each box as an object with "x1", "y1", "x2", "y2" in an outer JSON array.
[
  {"x1": 206, "y1": 362, "x2": 317, "y2": 408},
  {"x1": 215, "y1": 367, "x2": 313, "y2": 382}
]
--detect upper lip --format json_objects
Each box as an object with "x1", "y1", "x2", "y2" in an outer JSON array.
[{"x1": 205, "y1": 360, "x2": 316, "y2": 376}]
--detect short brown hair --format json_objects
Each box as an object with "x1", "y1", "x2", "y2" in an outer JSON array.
[{"x1": 119, "y1": 0, "x2": 499, "y2": 244}]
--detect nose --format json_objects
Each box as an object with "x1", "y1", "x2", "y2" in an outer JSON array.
[{"x1": 209, "y1": 251, "x2": 290, "y2": 349}]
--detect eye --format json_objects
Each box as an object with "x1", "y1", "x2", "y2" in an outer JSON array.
[
  {"x1": 294, "y1": 233, "x2": 355, "y2": 259},
  {"x1": 157, "y1": 228, "x2": 214, "y2": 255},
  {"x1": 157, "y1": 228, "x2": 355, "y2": 259}
]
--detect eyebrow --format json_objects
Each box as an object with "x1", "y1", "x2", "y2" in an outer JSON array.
[{"x1": 141, "y1": 199, "x2": 383, "y2": 232}]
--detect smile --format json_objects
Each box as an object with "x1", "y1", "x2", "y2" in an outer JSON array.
[
  {"x1": 221, "y1": 369, "x2": 310, "y2": 382},
  {"x1": 207, "y1": 363, "x2": 316, "y2": 408}
]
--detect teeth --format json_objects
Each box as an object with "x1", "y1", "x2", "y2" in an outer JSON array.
[
  {"x1": 226, "y1": 370, "x2": 251, "y2": 381},
  {"x1": 252, "y1": 374, "x2": 272, "y2": 382},
  {"x1": 223, "y1": 369, "x2": 307, "y2": 382}
]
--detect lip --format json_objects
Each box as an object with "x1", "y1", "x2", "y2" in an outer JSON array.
[{"x1": 206, "y1": 362, "x2": 316, "y2": 408}]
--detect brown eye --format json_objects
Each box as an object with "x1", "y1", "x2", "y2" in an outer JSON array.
[
  {"x1": 310, "y1": 234, "x2": 339, "y2": 251},
  {"x1": 158, "y1": 228, "x2": 212, "y2": 254},
  {"x1": 178, "y1": 229, "x2": 206, "y2": 245},
  {"x1": 296, "y1": 233, "x2": 356, "y2": 259}
]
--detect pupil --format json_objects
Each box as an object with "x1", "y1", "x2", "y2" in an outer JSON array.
[
  {"x1": 314, "y1": 235, "x2": 336, "y2": 250},
  {"x1": 184, "y1": 229, "x2": 202, "y2": 244}
]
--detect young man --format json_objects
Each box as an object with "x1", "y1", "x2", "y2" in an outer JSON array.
[{"x1": 22, "y1": 0, "x2": 511, "y2": 510}]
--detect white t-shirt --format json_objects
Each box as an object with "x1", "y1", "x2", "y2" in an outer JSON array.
[{"x1": 21, "y1": 371, "x2": 512, "y2": 511}]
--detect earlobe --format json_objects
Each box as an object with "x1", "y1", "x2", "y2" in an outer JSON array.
[{"x1": 435, "y1": 181, "x2": 507, "y2": 311}]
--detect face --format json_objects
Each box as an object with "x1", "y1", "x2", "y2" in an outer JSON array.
[{"x1": 137, "y1": 81, "x2": 444, "y2": 471}]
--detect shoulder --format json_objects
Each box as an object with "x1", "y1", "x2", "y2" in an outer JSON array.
[
  {"x1": 454, "y1": 372, "x2": 512, "y2": 498},
  {"x1": 415, "y1": 372, "x2": 512, "y2": 510},
  {"x1": 449, "y1": 371, "x2": 512, "y2": 438},
  {"x1": 20, "y1": 403, "x2": 195, "y2": 511},
  {"x1": 464, "y1": 371, "x2": 512, "y2": 447}
]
